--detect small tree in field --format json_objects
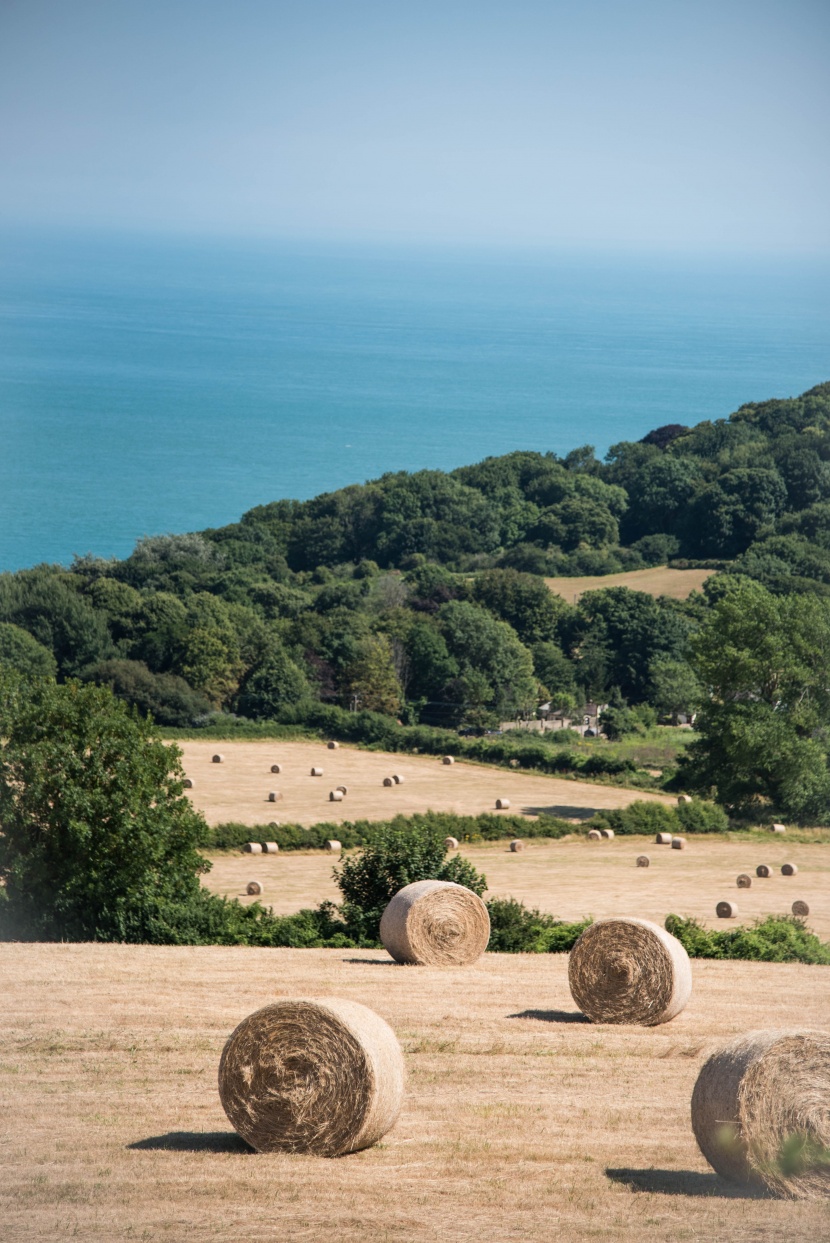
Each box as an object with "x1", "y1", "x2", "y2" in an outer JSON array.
[{"x1": 0, "y1": 675, "x2": 210, "y2": 941}]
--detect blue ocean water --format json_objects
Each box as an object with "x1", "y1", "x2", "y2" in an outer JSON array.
[{"x1": 1, "y1": 230, "x2": 828, "y2": 572}]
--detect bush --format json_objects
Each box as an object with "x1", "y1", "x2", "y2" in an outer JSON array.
[
  {"x1": 665, "y1": 914, "x2": 830, "y2": 964},
  {"x1": 486, "y1": 898, "x2": 590, "y2": 953},
  {"x1": 588, "y1": 798, "x2": 727, "y2": 836}
]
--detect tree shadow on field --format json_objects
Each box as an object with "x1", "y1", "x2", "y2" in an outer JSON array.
[
  {"x1": 508, "y1": 1008, "x2": 590, "y2": 1024},
  {"x1": 128, "y1": 1132, "x2": 253, "y2": 1154},
  {"x1": 521, "y1": 805, "x2": 599, "y2": 820},
  {"x1": 606, "y1": 1168, "x2": 770, "y2": 1198}
]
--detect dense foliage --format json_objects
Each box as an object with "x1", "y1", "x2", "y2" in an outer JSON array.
[{"x1": 664, "y1": 914, "x2": 830, "y2": 964}]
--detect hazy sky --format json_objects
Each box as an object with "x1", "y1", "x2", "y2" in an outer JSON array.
[{"x1": 1, "y1": 0, "x2": 828, "y2": 251}]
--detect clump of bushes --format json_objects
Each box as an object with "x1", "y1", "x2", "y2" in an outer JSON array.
[
  {"x1": 486, "y1": 898, "x2": 589, "y2": 953},
  {"x1": 665, "y1": 914, "x2": 830, "y2": 964},
  {"x1": 588, "y1": 798, "x2": 728, "y2": 837}
]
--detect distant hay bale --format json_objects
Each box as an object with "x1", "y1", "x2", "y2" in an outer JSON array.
[
  {"x1": 310, "y1": 767, "x2": 323, "y2": 777},
  {"x1": 392, "y1": 774, "x2": 405, "y2": 784},
  {"x1": 218, "y1": 998, "x2": 405, "y2": 1156},
  {"x1": 267, "y1": 821, "x2": 280, "y2": 830},
  {"x1": 509, "y1": 839, "x2": 524, "y2": 852},
  {"x1": 262, "y1": 842, "x2": 280, "y2": 854},
  {"x1": 495, "y1": 798, "x2": 511, "y2": 810},
  {"x1": 325, "y1": 840, "x2": 342, "y2": 852},
  {"x1": 444, "y1": 836, "x2": 459, "y2": 850},
  {"x1": 756, "y1": 864, "x2": 772, "y2": 878},
  {"x1": 736, "y1": 873, "x2": 752, "y2": 889},
  {"x1": 182, "y1": 777, "x2": 193, "y2": 789},
  {"x1": 336, "y1": 785, "x2": 348, "y2": 795},
  {"x1": 270, "y1": 764, "x2": 281, "y2": 774},
  {"x1": 212, "y1": 754, "x2": 224, "y2": 764},
  {"x1": 671, "y1": 836, "x2": 686, "y2": 850},
  {"x1": 267, "y1": 791, "x2": 281, "y2": 803},
  {"x1": 329, "y1": 790, "x2": 344, "y2": 802},
  {"x1": 383, "y1": 777, "x2": 394, "y2": 787},
  {"x1": 717, "y1": 900, "x2": 738, "y2": 918},
  {"x1": 246, "y1": 880, "x2": 263, "y2": 896},
  {"x1": 771, "y1": 823, "x2": 787, "y2": 834},
  {"x1": 567, "y1": 917, "x2": 692, "y2": 1026},
  {"x1": 781, "y1": 863, "x2": 798, "y2": 876},
  {"x1": 656, "y1": 832, "x2": 673, "y2": 845},
  {"x1": 677, "y1": 794, "x2": 693, "y2": 805},
  {"x1": 792, "y1": 900, "x2": 810, "y2": 917},
  {"x1": 327, "y1": 741, "x2": 340, "y2": 750},
  {"x1": 442, "y1": 756, "x2": 455, "y2": 765},
  {"x1": 691, "y1": 1028, "x2": 830, "y2": 1198},
  {"x1": 243, "y1": 842, "x2": 263, "y2": 854},
  {"x1": 509, "y1": 758, "x2": 519, "y2": 767},
  {"x1": 380, "y1": 880, "x2": 490, "y2": 967},
  {"x1": 600, "y1": 828, "x2": 615, "y2": 840},
  {"x1": 587, "y1": 829, "x2": 602, "y2": 840},
  {"x1": 636, "y1": 855, "x2": 650, "y2": 867}
]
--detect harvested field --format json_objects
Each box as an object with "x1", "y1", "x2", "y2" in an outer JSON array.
[
  {"x1": 2, "y1": 942, "x2": 827, "y2": 1243},
  {"x1": 204, "y1": 836, "x2": 830, "y2": 939},
  {"x1": 545, "y1": 565, "x2": 715, "y2": 602},
  {"x1": 178, "y1": 739, "x2": 673, "y2": 828}
]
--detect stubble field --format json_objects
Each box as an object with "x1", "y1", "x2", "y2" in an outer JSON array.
[{"x1": 545, "y1": 565, "x2": 715, "y2": 602}]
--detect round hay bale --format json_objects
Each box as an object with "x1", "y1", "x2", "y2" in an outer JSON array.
[
  {"x1": 327, "y1": 741, "x2": 340, "y2": 750},
  {"x1": 182, "y1": 777, "x2": 193, "y2": 789},
  {"x1": 325, "y1": 840, "x2": 342, "y2": 852},
  {"x1": 444, "y1": 836, "x2": 459, "y2": 850},
  {"x1": 310, "y1": 767, "x2": 323, "y2": 777},
  {"x1": 567, "y1": 917, "x2": 692, "y2": 1026},
  {"x1": 690, "y1": 1028, "x2": 830, "y2": 1197},
  {"x1": 509, "y1": 758, "x2": 520, "y2": 767},
  {"x1": 587, "y1": 829, "x2": 602, "y2": 841},
  {"x1": 382, "y1": 776, "x2": 394, "y2": 787},
  {"x1": 781, "y1": 862, "x2": 798, "y2": 876},
  {"x1": 267, "y1": 791, "x2": 281, "y2": 803},
  {"x1": 756, "y1": 864, "x2": 772, "y2": 878},
  {"x1": 792, "y1": 900, "x2": 810, "y2": 917},
  {"x1": 636, "y1": 855, "x2": 650, "y2": 867},
  {"x1": 329, "y1": 789, "x2": 344, "y2": 802},
  {"x1": 442, "y1": 755, "x2": 455, "y2": 765},
  {"x1": 509, "y1": 839, "x2": 524, "y2": 852},
  {"x1": 736, "y1": 873, "x2": 752, "y2": 889},
  {"x1": 336, "y1": 785, "x2": 348, "y2": 795},
  {"x1": 671, "y1": 836, "x2": 686, "y2": 850},
  {"x1": 717, "y1": 900, "x2": 738, "y2": 918},
  {"x1": 246, "y1": 880, "x2": 263, "y2": 896},
  {"x1": 262, "y1": 842, "x2": 280, "y2": 854},
  {"x1": 270, "y1": 764, "x2": 281, "y2": 774},
  {"x1": 656, "y1": 832, "x2": 673, "y2": 845},
  {"x1": 771, "y1": 823, "x2": 787, "y2": 834},
  {"x1": 243, "y1": 842, "x2": 263, "y2": 854},
  {"x1": 218, "y1": 998, "x2": 405, "y2": 1156},
  {"x1": 392, "y1": 774, "x2": 405, "y2": 785},
  {"x1": 267, "y1": 821, "x2": 280, "y2": 829},
  {"x1": 495, "y1": 798, "x2": 511, "y2": 810},
  {"x1": 600, "y1": 828, "x2": 615, "y2": 840},
  {"x1": 212, "y1": 753, "x2": 224, "y2": 764},
  {"x1": 677, "y1": 794, "x2": 693, "y2": 805},
  {"x1": 380, "y1": 880, "x2": 490, "y2": 967}
]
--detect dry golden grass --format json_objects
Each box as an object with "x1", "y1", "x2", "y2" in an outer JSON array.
[
  {"x1": 545, "y1": 565, "x2": 715, "y2": 602},
  {"x1": 205, "y1": 835, "x2": 830, "y2": 939},
  {"x1": 179, "y1": 739, "x2": 674, "y2": 829},
  {"x1": 2, "y1": 942, "x2": 828, "y2": 1243}
]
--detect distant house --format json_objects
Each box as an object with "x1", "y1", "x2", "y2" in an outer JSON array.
[{"x1": 500, "y1": 701, "x2": 607, "y2": 737}]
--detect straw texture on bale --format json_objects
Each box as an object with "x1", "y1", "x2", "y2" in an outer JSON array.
[
  {"x1": 792, "y1": 900, "x2": 810, "y2": 917},
  {"x1": 329, "y1": 790, "x2": 343, "y2": 802},
  {"x1": 717, "y1": 900, "x2": 739, "y2": 918},
  {"x1": 671, "y1": 836, "x2": 686, "y2": 850},
  {"x1": 212, "y1": 754, "x2": 224, "y2": 764},
  {"x1": 327, "y1": 741, "x2": 340, "y2": 750},
  {"x1": 383, "y1": 777, "x2": 394, "y2": 787},
  {"x1": 691, "y1": 1028, "x2": 830, "y2": 1198},
  {"x1": 567, "y1": 917, "x2": 692, "y2": 1026},
  {"x1": 267, "y1": 791, "x2": 281, "y2": 803},
  {"x1": 495, "y1": 798, "x2": 511, "y2": 809},
  {"x1": 218, "y1": 998, "x2": 405, "y2": 1157},
  {"x1": 392, "y1": 774, "x2": 404, "y2": 784},
  {"x1": 656, "y1": 832, "x2": 673, "y2": 845},
  {"x1": 771, "y1": 823, "x2": 787, "y2": 834},
  {"x1": 509, "y1": 839, "x2": 524, "y2": 852},
  {"x1": 756, "y1": 864, "x2": 772, "y2": 878},
  {"x1": 636, "y1": 855, "x2": 650, "y2": 867},
  {"x1": 781, "y1": 863, "x2": 798, "y2": 876},
  {"x1": 310, "y1": 767, "x2": 323, "y2": 777},
  {"x1": 442, "y1": 756, "x2": 455, "y2": 765},
  {"x1": 325, "y1": 840, "x2": 341, "y2": 852},
  {"x1": 677, "y1": 794, "x2": 693, "y2": 805},
  {"x1": 243, "y1": 842, "x2": 263, "y2": 854},
  {"x1": 736, "y1": 873, "x2": 752, "y2": 889},
  {"x1": 246, "y1": 881, "x2": 263, "y2": 895},
  {"x1": 380, "y1": 880, "x2": 490, "y2": 967},
  {"x1": 587, "y1": 829, "x2": 602, "y2": 841},
  {"x1": 444, "y1": 836, "x2": 459, "y2": 850},
  {"x1": 600, "y1": 828, "x2": 615, "y2": 840},
  {"x1": 182, "y1": 777, "x2": 193, "y2": 789},
  {"x1": 270, "y1": 764, "x2": 281, "y2": 774},
  {"x1": 262, "y1": 842, "x2": 279, "y2": 854}
]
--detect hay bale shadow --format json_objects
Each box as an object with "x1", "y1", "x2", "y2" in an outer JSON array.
[
  {"x1": 508, "y1": 1008, "x2": 590, "y2": 1024},
  {"x1": 521, "y1": 805, "x2": 599, "y2": 821},
  {"x1": 128, "y1": 1131, "x2": 253, "y2": 1154},
  {"x1": 341, "y1": 957, "x2": 396, "y2": 965},
  {"x1": 605, "y1": 1168, "x2": 770, "y2": 1198}
]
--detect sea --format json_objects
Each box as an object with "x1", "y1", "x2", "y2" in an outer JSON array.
[{"x1": 1, "y1": 230, "x2": 829, "y2": 572}]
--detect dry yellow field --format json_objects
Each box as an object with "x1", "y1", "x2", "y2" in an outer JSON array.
[
  {"x1": 206, "y1": 835, "x2": 830, "y2": 939},
  {"x1": 545, "y1": 565, "x2": 715, "y2": 602},
  {"x1": 179, "y1": 739, "x2": 674, "y2": 828},
  {"x1": 2, "y1": 942, "x2": 828, "y2": 1243}
]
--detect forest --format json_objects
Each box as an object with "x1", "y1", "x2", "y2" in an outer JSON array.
[{"x1": 2, "y1": 380, "x2": 830, "y2": 819}]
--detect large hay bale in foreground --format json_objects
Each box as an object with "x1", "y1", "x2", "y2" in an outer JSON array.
[
  {"x1": 736, "y1": 873, "x2": 752, "y2": 889},
  {"x1": 380, "y1": 880, "x2": 490, "y2": 967},
  {"x1": 717, "y1": 900, "x2": 738, "y2": 918},
  {"x1": 243, "y1": 842, "x2": 263, "y2": 854},
  {"x1": 781, "y1": 863, "x2": 798, "y2": 876},
  {"x1": 218, "y1": 998, "x2": 405, "y2": 1156},
  {"x1": 636, "y1": 855, "x2": 650, "y2": 867},
  {"x1": 567, "y1": 917, "x2": 692, "y2": 1026},
  {"x1": 691, "y1": 1029, "x2": 830, "y2": 1198},
  {"x1": 792, "y1": 900, "x2": 810, "y2": 917},
  {"x1": 444, "y1": 836, "x2": 459, "y2": 850}
]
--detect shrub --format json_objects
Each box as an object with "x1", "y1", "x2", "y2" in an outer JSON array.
[
  {"x1": 589, "y1": 798, "x2": 727, "y2": 836},
  {"x1": 665, "y1": 914, "x2": 830, "y2": 964},
  {"x1": 486, "y1": 897, "x2": 590, "y2": 953}
]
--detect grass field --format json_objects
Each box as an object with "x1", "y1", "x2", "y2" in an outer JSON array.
[
  {"x1": 545, "y1": 565, "x2": 715, "y2": 602},
  {"x1": 3, "y1": 942, "x2": 827, "y2": 1243},
  {"x1": 179, "y1": 739, "x2": 675, "y2": 829}
]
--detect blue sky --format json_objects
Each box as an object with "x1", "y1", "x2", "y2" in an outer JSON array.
[{"x1": 1, "y1": 0, "x2": 828, "y2": 251}]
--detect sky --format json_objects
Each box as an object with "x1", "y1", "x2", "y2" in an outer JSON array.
[{"x1": 0, "y1": 0, "x2": 828, "y2": 252}]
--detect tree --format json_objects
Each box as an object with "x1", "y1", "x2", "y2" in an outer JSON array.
[
  {"x1": 0, "y1": 676, "x2": 210, "y2": 940},
  {"x1": 344, "y1": 634, "x2": 402, "y2": 716},
  {"x1": 472, "y1": 568, "x2": 567, "y2": 644},
  {"x1": 438, "y1": 600, "x2": 538, "y2": 719},
  {"x1": 235, "y1": 646, "x2": 313, "y2": 719},
  {"x1": 0, "y1": 622, "x2": 57, "y2": 680},
  {"x1": 650, "y1": 657, "x2": 700, "y2": 722},
  {"x1": 574, "y1": 587, "x2": 691, "y2": 703}
]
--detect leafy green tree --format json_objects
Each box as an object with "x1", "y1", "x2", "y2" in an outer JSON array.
[
  {"x1": 650, "y1": 657, "x2": 701, "y2": 722},
  {"x1": 82, "y1": 659, "x2": 212, "y2": 726},
  {"x1": 0, "y1": 676, "x2": 210, "y2": 940},
  {"x1": 438, "y1": 600, "x2": 538, "y2": 718},
  {"x1": 472, "y1": 568, "x2": 567, "y2": 644},
  {"x1": 574, "y1": 587, "x2": 691, "y2": 703},
  {"x1": 344, "y1": 634, "x2": 402, "y2": 716},
  {"x1": 689, "y1": 468, "x2": 787, "y2": 557},
  {"x1": 0, "y1": 622, "x2": 57, "y2": 680},
  {"x1": 0, "y1": 566, "x2": 113, "y2": 676},
  {"x1": 532, "y1": 495, "x2": 619, "y2": 551},
  {"x1": 235, "y1": 646, "x2": 313, "y2": 719}
]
